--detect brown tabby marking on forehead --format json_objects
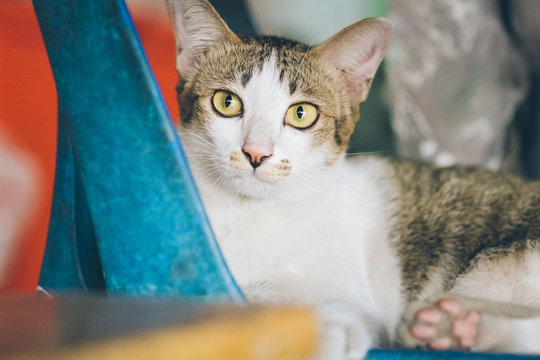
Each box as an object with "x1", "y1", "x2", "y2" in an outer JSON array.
[
  {"x1": 385, "y1": 159, "x2": 540, "y2": 301},
  {"x1": 241, "y1": 71, "x2": 252, "y2": 87},
  {"x1": 176, "y1": 35, "x2": 359, "y2": 157},
  {"x1": 289, "y1": 80, "x2": 298, "y2": 95}
]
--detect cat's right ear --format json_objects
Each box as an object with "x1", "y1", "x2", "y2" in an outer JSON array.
[{"x1": 167, "y1": 0, "x2": 239, "y2": 80}]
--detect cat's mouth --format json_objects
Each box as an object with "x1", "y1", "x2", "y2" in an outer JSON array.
[
  {"x1": 230, "y1": 167, "x2": 281, "y2": 185},
  {"x1": 252, "y1": 169, "x2": 281, "y2": 184}
]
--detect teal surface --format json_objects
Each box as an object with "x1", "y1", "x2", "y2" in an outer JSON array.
[
  {"x1": 39, "y1": 104, "x2": 105, "y2": 292},
  {"x1": 367, "y1": 349, "x2": 540, "y2": 360},
  {"x1": 33, "y1": 0, "x2": 243, "y2": 302}
]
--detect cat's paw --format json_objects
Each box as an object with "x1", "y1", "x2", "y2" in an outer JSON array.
[{"x1": 398, "y1": 296, "x2": 480, "y2": 351}]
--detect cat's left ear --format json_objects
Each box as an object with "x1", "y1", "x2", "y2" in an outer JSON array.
[
  {"x1": 167, "y1": 0, "x2": 239, "y2": 81},
  {"x1": 315, "y1": 18, "x2": 392, "y2": 104}
]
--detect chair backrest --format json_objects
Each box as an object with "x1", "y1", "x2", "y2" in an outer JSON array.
[{"x1": 34, "y1": 0, "x2": 243, "y2": 302}]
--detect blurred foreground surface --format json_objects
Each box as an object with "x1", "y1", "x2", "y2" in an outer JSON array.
[{"x1": 0, "y1": 295, "x2": 316, "y2": 360}]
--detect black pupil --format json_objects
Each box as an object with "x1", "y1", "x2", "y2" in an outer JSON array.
[
  {"x1": 225, "y1": 94, "x2": 232, "y2": 107},
  {"x1": 297, "y1": 106, "x2": 305, "y2": 119}
]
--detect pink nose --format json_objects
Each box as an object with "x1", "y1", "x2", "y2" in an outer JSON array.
[{"x1": 242, "y1": 143, "x2": 273, "y2": 169}]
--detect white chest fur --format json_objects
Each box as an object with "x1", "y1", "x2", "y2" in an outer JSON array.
[{"x1": 193, "y1": 156, "x2": 404, "y2": 334}]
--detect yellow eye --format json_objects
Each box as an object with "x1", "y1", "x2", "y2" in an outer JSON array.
[
  {"x1": 286, "y1": 103, "x2": 319, "y2": 129},
  {"x1": 212, "y1": 90, "x2": 243, "y2": 117}
]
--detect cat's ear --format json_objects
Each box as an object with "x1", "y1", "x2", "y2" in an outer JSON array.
[
  {"x1": 167, "y1": 0, "x2": 239, "y2": 80},
  {"x1": 315, "y1": 18, "x2": 392, "y2": 104}
]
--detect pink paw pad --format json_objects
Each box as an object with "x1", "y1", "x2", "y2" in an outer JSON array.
[
  {"x1": 409, "y1": 298, "x2": 480, "y2": 351},
  {"x1": 453, "y1": 310, "x2": 480, "y2": 348}
]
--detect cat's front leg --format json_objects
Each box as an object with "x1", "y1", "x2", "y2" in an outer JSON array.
[
  {"x1": 397, "y1": 294, "x2": 540, "y2": 353},
  {"x1": 314, "y1": 302, "x2": 384, "y2": 360}
]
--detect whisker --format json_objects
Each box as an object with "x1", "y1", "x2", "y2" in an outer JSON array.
[
  {"x1": 299, "y1": 45, "x2": 313, "y2": 67},
  {"x1": 177, "y1": 130, "x2": 213, "y2": 147}
]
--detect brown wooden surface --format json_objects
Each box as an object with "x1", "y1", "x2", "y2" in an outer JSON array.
[{"x1": 0, "y1": 296, "x2": 317, "y2": 360}]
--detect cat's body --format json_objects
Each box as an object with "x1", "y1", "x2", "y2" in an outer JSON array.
[
  {"x1": 167, "y1": 0, "x2": 540, "y2": 357},
  {"x1": 191, "y1": 145, "x2": 540, "y2": 355}
]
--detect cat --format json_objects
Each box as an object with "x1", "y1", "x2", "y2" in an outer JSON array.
[{"x1": 166, "y1": 0, "x2": 540, "y2": 358}]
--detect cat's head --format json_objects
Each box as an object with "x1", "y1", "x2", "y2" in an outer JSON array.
[{"x1": 168, "y1": 0, "x2": 391, "y2": 200}]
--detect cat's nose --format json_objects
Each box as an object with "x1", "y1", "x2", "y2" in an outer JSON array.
[{"x1": 242, "y1": 143, "x2": 273, "y2": 169}]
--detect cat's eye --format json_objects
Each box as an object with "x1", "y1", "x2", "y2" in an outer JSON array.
[
  {"x1": 285, "y1": 103, "x2": 319, "y2": 129},
  {"x1": 212, "y1": 90, "x2": 243, "y2": 117}
]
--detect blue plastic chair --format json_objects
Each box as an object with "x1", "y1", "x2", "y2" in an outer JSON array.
[
  {"x1": 32, "y1": 1, "x2": 535, "y2": 359},
  {"x1": 33, "y1": 0, "x2": 242, "y2": 302}
]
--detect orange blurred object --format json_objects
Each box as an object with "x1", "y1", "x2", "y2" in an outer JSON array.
[{"x1": 0, "y1": 1, "x2": 179, "y2": 292}]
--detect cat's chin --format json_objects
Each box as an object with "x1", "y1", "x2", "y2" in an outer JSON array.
[
  {"x1": 228, "y1": 172, "x2": 289, "y2": 200},
  {"x1": 208, "y1": 171, "x2": 316, "y2": 201}
]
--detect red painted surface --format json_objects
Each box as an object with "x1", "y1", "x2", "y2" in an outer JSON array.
[{"x1": 0, "y1": 1, "x2": 179, "y2": 292}]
